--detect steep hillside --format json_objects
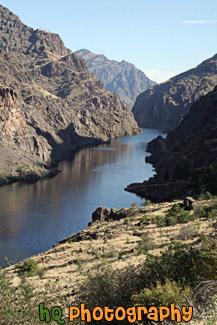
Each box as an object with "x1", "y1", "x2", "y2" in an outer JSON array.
[
  {"x1": 126, "y1": 86, "x2": 217, "y2": 201},
  {"x1": 75, "y1": 49, "x2": 155, "y2": 108},
  {"x1": 0, "y1": 5, "x2": 141, "y2": 185},
  {"x1": 5, "y1": 199, "x2": 217, "y2": 324},
  {"x1": 132, "y1": 54, "x2": 217, "y2": 129}
]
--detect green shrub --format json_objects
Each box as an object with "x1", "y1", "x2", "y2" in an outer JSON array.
[
  {"x1": 75, "y1": 257, "x2": 82, "y2": 269},
  {"x1": 100, "y1": 253, "x2": 107, "y2": 259},
  {"x1": 145, "y1": 199, "x2": 151, "y2": 206},
  {"x1": 137, "y1": 232, "x2": 155, "y2": 253},
  {"x1": 76, "y1": 267, "x2": 144, "y2": 312},
  {"x1": 124, "y1": 217, "x2": 131, "y2": 225},
  {"x1": 205, "y1": 191, "x2": 213, "y2": 200},
  {"x1": 0, "y1": 269, "x2": 47, "y2": 324},
  {"x1": 15, "y1": 259, "x2": 41, "y2": 277},
  {"x1": 140, "y1": 215, "x2": 149, "y2": 225},
  {"x1": 206, "y1": 295, "x2": 217, "y2": 324},
  {"x1": 199, "y1": 203, "x2": 217, "y2": 220},
  {"x1": 164, "y1": 204, "x2": 194, "y2": 226},
  {"x1": 132, "y1": 279, "x2": 191, "y2": 308},
  {"x1": 141, "y1": 240, "x2": 217, "y2": 287},
  {"x1": 118, "y1": 251, "x2": 128, "y2": 259},
  {"x1": 17, "y1": 166, "x2": 25, "y2": 175},
  {"x1": 148, "y1": 204, "x2": 195, "y2": 228},
  {"x1": 200, "y1": 234, "x2": 217, "y2": 251},
  {"x1": 154, "y1": 215, "x2": 167, "y2": 227},
  {"x1": 76, "y1": 239, "x2": 217, "y2": 324},
  {"x1": 139, "y1": 215, "x2": 167, "y2": 227}
]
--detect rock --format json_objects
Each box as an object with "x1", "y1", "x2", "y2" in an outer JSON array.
[
  {"x1": 132, "y1": 54, "x2": 217, "y2": 129},
  {"x1": 91, "y1": 207, "x2": 128, "y2": 222},
  {"x1": 75, "y1": 49, "x2": 155, "y2": 109},
  {"x1": 133, "y1": 232, "x2": 144, "y2": 237},
  {"x1": 125, "y1": 180, "x2": 189, "y2": 202},
  {"x1": 57, "y1": 231, "x2": 100, "y2": 245},
  {"x1": 126, "y1": 86, "x2": 217, "y2": 201},
  {"x1": 92, "y1": 207, "x2": 114, "y2": 222},
  {"x1": 183, "y1": 197, "x2": 196, "y2": 211},
  {"x1": 0, "y1": 5, "x2": 141, "y2": 185}
]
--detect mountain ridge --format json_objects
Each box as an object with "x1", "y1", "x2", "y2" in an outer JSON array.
[
  {"x1": 75, "y1": 48, "x2": 155, "y2": 108},
  {"x1": 132, "y1": 54, "x2": 217, "y2": 129},
  {"x1": 0, "y1": 5, "x2": 141, "y2": 185}
]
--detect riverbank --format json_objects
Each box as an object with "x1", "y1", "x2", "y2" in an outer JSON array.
[
  {"x1": 5, "y1": 197, "x2": 217, "y2": 324},
  {"x1": 0, "y1": 128, "x2": 168, "y2": 265},
  {"x1": 0, "y1": 137, "x2": 111, "y2": 187}
]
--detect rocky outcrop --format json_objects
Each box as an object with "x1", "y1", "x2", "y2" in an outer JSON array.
[
  {"x1": 0, "y1": 88, "x2": 28, "y2": 138},
  {"x1": 91, "y1": 206, "x2": 128, "y2": 222},
  {"x1": 0, "y1": 5, "x2": 141, "y2": 185},
  {"x1": 126, "y1": 86, "x2": 217, "y2": 201},
  {"x1": 132, "y1": 54, "x2": 217, "y2": 129},
  {"x1": 75, "y1": 49, "x2": 155, "y2": 108}
]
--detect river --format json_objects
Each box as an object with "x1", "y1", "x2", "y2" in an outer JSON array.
[{"x1": 0, "y1": 128, "x2": 167, "y2": 266}]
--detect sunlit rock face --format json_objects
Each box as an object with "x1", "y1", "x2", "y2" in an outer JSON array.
[{"x1": 0, "y1": 5, "x2": 141, "y2": 184}]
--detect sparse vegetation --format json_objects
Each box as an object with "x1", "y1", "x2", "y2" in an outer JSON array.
[
  {"x1": 164, "y1": 204, "x2": 194, "y2": 226},
  {"x1": 205, "y1": 295, "x2": 217, "y2": 324},
  {"x1": 15, "y1": 259, "x2": 43, "y2": 278},
  {"x1": 199, "y1": 203, "x2": 217, "y2": 220},
  {"x1": 140, "y1": 203, "x2": 199, "y2": 228},
  {"x1": 2, "y1": 199, "x2": 216, "y2": 324},
  {"x1": 76, "y1": 239, "x2": 217, "y2": 324},
  {"x1": 137, "y1": 232, "x2": 155, "y2": 253},
  {"x1": 132, "y1": 279, "x2": 191, "y2": 308},
  {"x1": 145, "y1": 199, "x2": 151, "y2": 206},
  {"x1": 178, "y1": 224, "x2": 198, "y2": 240},
  {"x1": 126, "y1": 203, "x2": 139, "y2": 218},
  {"x1": 124, "y1": 217, "x2": 131, "y2": 225},
  {"x1": 118, "y1": 251, "x2": 128, "y2": 260},
  {"x1": 75, "y1": 257, "x2": 82, "y2": 269},
  {"x1": 0, "y1": 269, "x2": 48, "y2": 324}
]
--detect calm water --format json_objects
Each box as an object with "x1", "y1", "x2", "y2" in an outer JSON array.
[{"x1": 0, "y1": 128, "x2": 167, "y2": 265}]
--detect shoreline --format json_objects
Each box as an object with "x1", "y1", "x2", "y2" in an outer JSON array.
[{"x1": 0, "y1": 137, "x2": 112, "y2": 188}]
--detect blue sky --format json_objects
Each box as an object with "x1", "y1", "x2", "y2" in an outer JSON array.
[{"x1": 1, "y1": 0, "x2": 217, "y2": 82}]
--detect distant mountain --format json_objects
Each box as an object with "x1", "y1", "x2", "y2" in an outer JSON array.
[
  {"x1": 0, "y1": 5, "x2": 141, "y2": 185},
  {"x1": 75, "y1": 49, "x2": 155, "y2": 108},
  {"x1": 126, "y1": 85, "x2": 217, "y2": 201},
  {"x1": 132, "y1": 54, "x2": 217, "y2": 129}
]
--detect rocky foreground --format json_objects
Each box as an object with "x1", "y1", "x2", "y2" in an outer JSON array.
[
  {"x1": 0, "y1": 5, "x2": 141, "y2": 186},
  {"x1": 6, "y1": 197, "x2": 216, "y2": 324}
]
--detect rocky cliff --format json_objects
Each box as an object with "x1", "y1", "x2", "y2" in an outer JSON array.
[
  {"x1": 132, "y1": 54, "x2": 217, "y2": 129},
  {"x1": 126, "y1": 86, "x2": 217, "y2": 201},
  {"x1": 75, "y1": 49, "x2": 155, "y2": 109},
  {"x1": 0, "y1": 5, "x2": 141, "y2": 185}
]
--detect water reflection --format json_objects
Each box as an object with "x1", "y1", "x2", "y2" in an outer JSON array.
[{"x1": 0, "y1": 128, "x2": 167, "y2": 265}]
